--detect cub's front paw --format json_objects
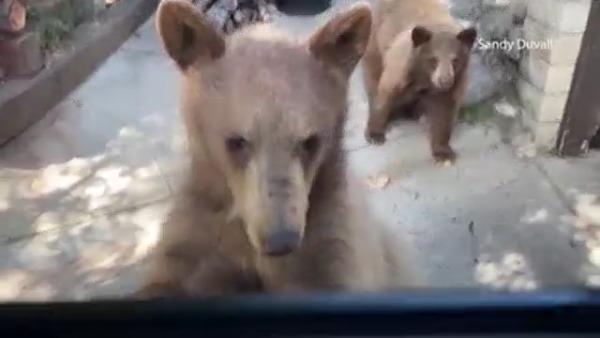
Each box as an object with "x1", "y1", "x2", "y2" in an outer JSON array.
[
  {"x1": 432, "y1": 148, "x2": 456, "y2": 166},
  {"x1": 365, "y1": 129, "x2": 387, "y2": 145}
]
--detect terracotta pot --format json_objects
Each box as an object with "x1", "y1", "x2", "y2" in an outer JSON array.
[{"x1": 0, "y1": 0, "x2": 27, "y2": 35}]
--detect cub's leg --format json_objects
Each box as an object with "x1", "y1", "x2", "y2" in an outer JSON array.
[
  {"x1": 136, "y1": 193, "x2": 258, "y2": 298},
  {"x1": 421, "y1": 93, "x2": 459, "y2": 164},
  {"x1": 427, "y1": 72, "x2": 468, "y2": 164},
  {"x1": 362, "y1": 45, "x2": 383, "y2": 124},
  {"x1": 365, "y1": 75, "x2": 409, "y2": 144}
]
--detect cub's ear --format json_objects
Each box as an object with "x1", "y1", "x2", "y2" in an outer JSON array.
[
  {"x1": 411, "y1": 26, "x2": 432, "y2": 47},
  {"x1": 156, "y1": 0, "x2": 225, "y2": 70},
  {"x1": 456, "y1": 27, "x2": 477, "y2": 49},
  {"x1": 307, "y1": 3, "x2": 372, "y2": 75}
]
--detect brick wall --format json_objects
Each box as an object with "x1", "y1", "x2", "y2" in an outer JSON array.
[{"x1": 517, "y1": 0, "x2": 592, "y2": 150}]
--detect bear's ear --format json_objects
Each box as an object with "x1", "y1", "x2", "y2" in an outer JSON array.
[
  {"x1": 411, "y1": 26, "x2": 432, "y2": 47},
  {"x1": 307, "y1": 3, "x2": 372, "y2": 75},
  {"x1": 456, "y1": 27, "x2": 477, "y2": 49},
  {"x1": 156, "y1": 0, "x2": 225, "y2": 70}
]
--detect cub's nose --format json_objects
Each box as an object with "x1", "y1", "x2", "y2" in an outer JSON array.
[
  {"x1": 264, "y1": 228, "x2": 301, "y2": 256},
  {"x1": 435, "y1": 76, "x2": 454, "y2": 90}
]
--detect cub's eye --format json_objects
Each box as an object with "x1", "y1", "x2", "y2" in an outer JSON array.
[
  {"x1": 226, "y1": 135, "x2": 249, "y2": 153},
  {"x1": 226, "y1": 135, "x2": 251, "y2": 167},
  {"x1": 301, "y1": 134, "x2": 320, "y2": 155},
  {"x1": 299, "y1": 134, "x2": 321, "y2": 166}
]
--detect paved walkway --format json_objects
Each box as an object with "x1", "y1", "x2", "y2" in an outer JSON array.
[{"x1": 0, "y1": 8, "x2": 599, "y2": 301}]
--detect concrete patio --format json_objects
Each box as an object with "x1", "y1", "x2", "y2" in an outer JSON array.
[{"x1": 0, "y1": 4, "x2": 599, "y2": 301}]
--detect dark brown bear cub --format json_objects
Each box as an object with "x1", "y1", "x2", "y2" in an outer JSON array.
[
  {"x1": 362, "y1": 0, "x2": 477, "y2": 164},
  {"x1": 136, "y1": 0, "x2": 420, "y2": 297}
]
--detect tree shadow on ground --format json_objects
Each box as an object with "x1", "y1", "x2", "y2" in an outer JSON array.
[
  {"x1": 0, "y1": 22, "x2": 182, "y2": 300},
  {"x1": 0, "y1": 200, "x2": 166, "y2": 300},
  {"x1": 0, "y1": 117, "x2": 172, "y2": 300}
]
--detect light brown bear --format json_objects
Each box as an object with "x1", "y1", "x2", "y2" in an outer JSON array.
[
  {"x1": 362, "y1": 0, "x2": 477, "y2": 164},
  {"x1": 136, "y1": 0, "x2": 421, "y2": 297}
]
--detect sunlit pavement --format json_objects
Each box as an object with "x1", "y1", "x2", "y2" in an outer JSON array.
[{"x1": 0, "y1": 6, "x2": 599, "y2": 300}]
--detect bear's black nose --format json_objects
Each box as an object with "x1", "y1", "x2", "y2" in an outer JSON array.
[{"x1": 264, "y1": 228, "x2": 301, "y2": 256}]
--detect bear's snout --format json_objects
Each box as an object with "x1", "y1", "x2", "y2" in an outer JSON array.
[
  {"x1": 431, "y1": 61, "x2": 455, "y2": 91},
  {"x1": 263, "y1": 227, "x2": 302, "y2": 256},
  {"x1": 434, "y1": 76, "x2": 454, "y2": 91}
]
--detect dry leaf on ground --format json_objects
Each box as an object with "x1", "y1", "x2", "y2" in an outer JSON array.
[{"x1": 365, "y1": 174, "x2": 390, "y2": 189}]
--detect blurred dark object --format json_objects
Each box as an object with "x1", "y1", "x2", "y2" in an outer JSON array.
[
  {"x1": 590, "y1": 127, "x2": 600, "y2": 149},
  {"x1": 0, "y1": 31, "x2": 43, "y2": 79},
  {"x1": 193, "y1": 0, "x2": 331, "y2": 35},
  {"x1": 0, "y1": 0, "x2": 44, "y2": 80},
  {"x1": 1, "y1": 289, "x2": 600, "y2": 336},
  {"x1": 196, "y1": 0, "x2": 277, "y2": 35},
  {"x1": 274, "y1": 0, "x2": 331, "y2": 16}
]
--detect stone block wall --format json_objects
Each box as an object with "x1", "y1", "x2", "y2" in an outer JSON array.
[
  {"x1": 449, "y1": 0, "x2": 592, "y2": 152},
  {"x1": 449, "y1": 0, "x2": 527, "y2": 106},
  {"x1": 517, "y1": 0, "x2": 591, "y2": 150}
]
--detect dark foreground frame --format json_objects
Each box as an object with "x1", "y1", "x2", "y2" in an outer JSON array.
[
  {"x1": 555, "y1": 0, "x2": 600, "y2": 157},
  {"x1": 1, "y1": 289, "x2": 600, "y2": 337}
]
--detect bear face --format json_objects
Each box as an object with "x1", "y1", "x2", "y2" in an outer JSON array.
[
  {"x1": 409, "y1": 26, "x2": 477, "y2": 91},
  {"x1": 156, "y1": 0, "x2": 372, "y2": 257}
]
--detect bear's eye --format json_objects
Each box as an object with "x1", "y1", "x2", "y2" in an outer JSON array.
[
  {"x1": 226, "y1": 135, "x2": 252, "y2": 166},
  {"x1": 301, "y1": 134, "x2": 320, "y2": 154},
  {"x1": 226, "y1": 135, "x2": 249, "y2": 153},
  {"x1": 298, "y1": 134, "x2": 320, "y2": 165}
]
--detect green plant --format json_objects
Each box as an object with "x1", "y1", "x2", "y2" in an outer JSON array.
[
  {"x1": 27, "y1": 0, "x2": 79, "y2": 52},
  {"x1": 460, "y1": 102, "x2": 493, "y2": 125}
]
